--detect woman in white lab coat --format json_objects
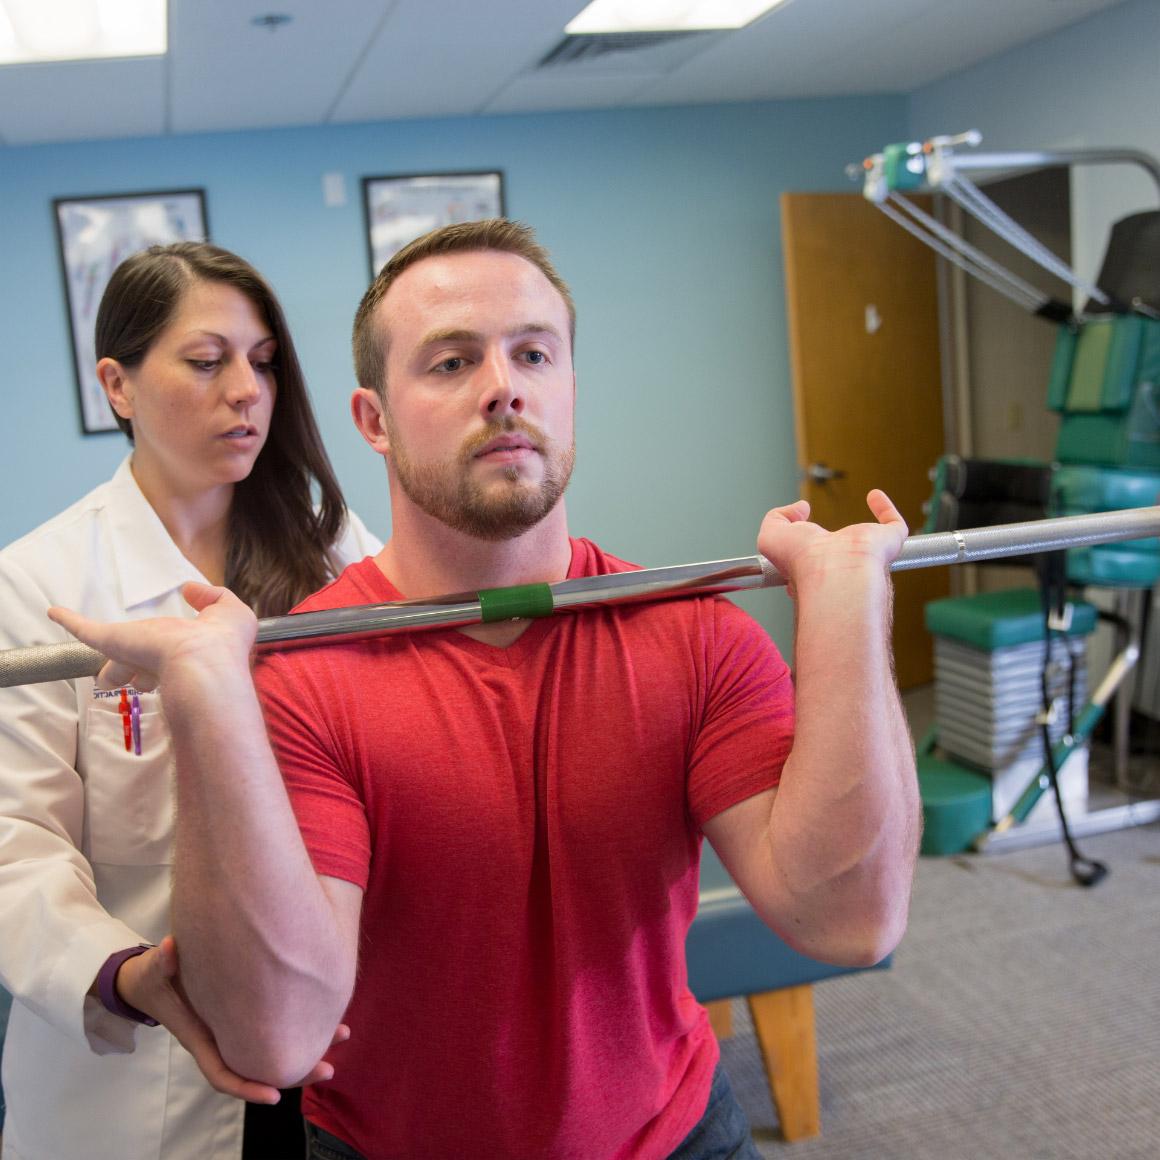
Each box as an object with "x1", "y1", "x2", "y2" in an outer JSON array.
[{"x1": 0, "y1": 242, "x2": 380, "y2": 1160}]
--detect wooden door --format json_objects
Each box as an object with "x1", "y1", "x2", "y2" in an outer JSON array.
[{"x1": 781, "y1": 192, "x2": 948, "y2": 689}]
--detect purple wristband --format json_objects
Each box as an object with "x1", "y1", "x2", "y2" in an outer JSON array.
[{"x1": 97, "y1": 945, "x2": 159, "y2": 1026}]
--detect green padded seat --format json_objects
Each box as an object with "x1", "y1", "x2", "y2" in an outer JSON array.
[
  {"x1": 1053, "y1": 463, "x2": 1160, "y2": 587},
  {"x1": 1065, "y1": 545, "x2": 1160, "y2": 588},
  {"x1": 1053, "y1": 462, "x2": 1160, "y2": 512},
  {"x1": 924, "y1": 587, "x2": 1097, "y2": 651},
  {"x1": 1048, "y1": 315, "x2": 1160, "y2": 469},
  {"x1": 917, "y1": 754, "x2": 993, "y2": 856}
]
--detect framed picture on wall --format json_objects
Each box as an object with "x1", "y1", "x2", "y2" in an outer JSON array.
[
  {"x1": 362, "y1": 170, "x2": 505, "y2": 279},
  {"x1": 53, "y1": 188, "x2": 209, "y2": 435}
]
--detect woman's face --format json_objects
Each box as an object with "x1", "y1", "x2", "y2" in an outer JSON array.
[{"x1": 101, "y1": 279, "x2": 278, "y2": 501}]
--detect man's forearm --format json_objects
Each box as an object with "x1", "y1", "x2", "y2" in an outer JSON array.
[
  {"x1": 767, "y1": 570, "x2": 919, "y2": 964},
  {"x1": 165, "y1": 661, "x2": 355, "y2": 1086}
]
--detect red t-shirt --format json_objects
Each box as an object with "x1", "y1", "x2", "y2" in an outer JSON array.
[{"x1": 255, "y1": 538, "x2": 794, "y2": 1159}]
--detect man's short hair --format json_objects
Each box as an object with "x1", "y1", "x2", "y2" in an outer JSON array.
[{"x1": 352, "y1": 218, "x2": 576, "y2": 399}]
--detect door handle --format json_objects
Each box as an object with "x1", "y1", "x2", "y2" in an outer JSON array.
[{"x1": 804, "y1": 463, "x2": 847, "y2": 483}]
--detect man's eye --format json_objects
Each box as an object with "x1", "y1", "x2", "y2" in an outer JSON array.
[
  {"x1": 523, "y1": 350, "x2": 547, "y2": 365},
  {"x1": 434, "y1": 357, "x2": 465, "y2": 373}
]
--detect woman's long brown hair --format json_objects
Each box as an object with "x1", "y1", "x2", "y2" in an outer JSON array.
[{"x1": 95, "y1": 242, "x2": 349, "y2": 616}]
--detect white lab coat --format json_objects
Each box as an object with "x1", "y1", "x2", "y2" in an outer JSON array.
[{"x1": 0, "y1": 457, "x2": 381, "y2": 1160}]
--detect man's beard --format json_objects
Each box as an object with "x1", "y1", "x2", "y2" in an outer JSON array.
[{"x1": 386, "y1": 414, "x2": 575, "y2": 542}]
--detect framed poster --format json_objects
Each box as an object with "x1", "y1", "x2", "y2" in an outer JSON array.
[
  {"x1": 362, "y1": 170, "x2": 505, "y2": 279},
  {"x1": 53, "y1": 189, "x2": 209, "y2": 434}
]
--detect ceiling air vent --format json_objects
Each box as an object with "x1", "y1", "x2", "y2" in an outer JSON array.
[{"x1": 537, "y1": 29, "x2": 719, "y2": 72}]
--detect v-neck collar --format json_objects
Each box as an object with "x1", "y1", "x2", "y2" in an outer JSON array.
[{"x1": 350, "y1": 541, "x2": 589, "y2": 669}]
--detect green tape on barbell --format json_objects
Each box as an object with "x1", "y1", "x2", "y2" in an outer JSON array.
[{"x1": 478, "y1": 583, "x2": 556, "y2": 623}]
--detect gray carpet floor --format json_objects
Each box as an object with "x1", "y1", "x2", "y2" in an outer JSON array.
[{"x1": 720, "y1": 819, "x2": 1160, "y2": 1160}]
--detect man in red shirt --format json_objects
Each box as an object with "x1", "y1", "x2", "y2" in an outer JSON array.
[{"x1": 54, "y1": 220, "x2": 920, "y2": 1159}]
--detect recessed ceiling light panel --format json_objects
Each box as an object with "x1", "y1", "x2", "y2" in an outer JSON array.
[
  {"x1": 0, "y1": 0, "x2": 166, "y2": 66},
  {"x1": 565, "y1": 0, "x2": 788, "y2": 35}
]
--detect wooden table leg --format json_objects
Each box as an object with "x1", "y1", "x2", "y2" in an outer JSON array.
[
  {"x1": 747, "y1": 984, "x2": 820, "y2": 1141},
  {"x1": 705, "y1": 998, "x2": 734, "y2": 1039}
]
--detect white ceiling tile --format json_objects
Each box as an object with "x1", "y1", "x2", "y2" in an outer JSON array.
[
  {"x1": 630, "y1": 0, "x2": 1123, "y2": 104},
  {"x1": 484, "y1": 69, "x2": 656, "y2": 116},
  {"x1": 620, "y1": 0, "x2": 927, "y2": 104},
  {"x1": 0, "y1": 0, "x2": 1134, "y2": 146},
  {"x1": 0, "y1": 56, "x2": 165, "y2": 145},
  {"x1": 330, "y1": 0, "x2": 605, "y2": 123},
  {"x1": 877, "y1": 0, "x2": 1128, "y2": 91},
  {"x1": 168, "y1": 0, "x2": 391, "y2": 133}
]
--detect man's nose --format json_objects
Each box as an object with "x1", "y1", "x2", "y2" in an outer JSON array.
[{"x1": 480, "y1": 351, "x2": 524, "y2": 417}]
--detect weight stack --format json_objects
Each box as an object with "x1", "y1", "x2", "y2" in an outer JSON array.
[{"x1": 919, "y1": 587, "x2": 1098, "y2": 852}]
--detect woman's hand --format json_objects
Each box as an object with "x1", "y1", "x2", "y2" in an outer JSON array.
[{"x1": 114, "y1": 936, "x2": 350, "y2": 1102}]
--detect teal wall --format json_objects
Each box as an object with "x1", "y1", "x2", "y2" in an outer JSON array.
[{"x1": 0, "y1": 97, "x2": 905, "y2": 650}]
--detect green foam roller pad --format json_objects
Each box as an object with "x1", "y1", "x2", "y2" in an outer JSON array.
[{"x1": 478, "y1": 583, "x2": 555, "y2": 623}]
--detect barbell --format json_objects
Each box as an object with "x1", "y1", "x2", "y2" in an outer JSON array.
[{"x1": 1, "y1": 505, "x2": 1157, "y2": 689}]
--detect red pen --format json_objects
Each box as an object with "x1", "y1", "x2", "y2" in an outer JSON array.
[{"x1": 118, "y1": 688, "x2": 132, "y2": 753}]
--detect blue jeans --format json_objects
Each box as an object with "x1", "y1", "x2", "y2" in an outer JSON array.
[
  {"x1": 304, "y1": 1121, "x2": 366, "y2": 1160},
  {"x1": 0, "y1": 985, "x2": 10, "y2": 1132},
  {"x1": 667, "y1": 1064, "x2": 761, "y2": 1160},
  {"x1": 304, "y1": 1120, "x2": 366, "y2": 1160},
  {"x1": 303, "y1": 1064, "x2": 758, "y2": 1159}
]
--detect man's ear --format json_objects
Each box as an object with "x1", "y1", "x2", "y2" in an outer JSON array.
[
  {"x1": 97, "y1": 358, "x2": 134, "y2": 421},
  {"x1": 351, "y1": 387, "x2": 392, "y2": 455}
]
